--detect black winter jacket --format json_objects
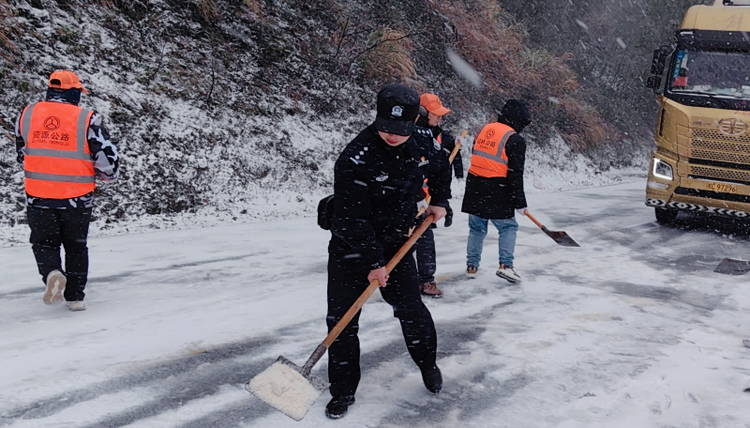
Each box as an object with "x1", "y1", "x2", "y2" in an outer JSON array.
[
  {"x1": 461, "y1": 117, "x2": 527, "y2": 220},
  {"x1": 329, "y1": 124, "x2": 430, "y2": 269},
  {"x1": 412, "y1": 124, "x2": 452, "y2": 208}
]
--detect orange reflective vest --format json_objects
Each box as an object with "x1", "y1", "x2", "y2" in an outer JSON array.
[
  {"x1": 468, "y1": 122, "x2": 515, "y2": 178},
  {"x1": 19, "y1": 102, "x2": 95, "y2": 199}
]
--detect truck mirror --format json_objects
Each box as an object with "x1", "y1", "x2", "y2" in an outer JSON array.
[
  {"x1": 646, "y1": 75, "x2": 662, "y2": 90},
  {"x1": 650, "y1": 46, "x2": 671, "y2": 76}
]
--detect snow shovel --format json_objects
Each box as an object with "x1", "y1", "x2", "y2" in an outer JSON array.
[
  {"x1": 245, "y1": 215, "x2": 435, "y2": 421},
  {"x1": 523, "y1": 209, "x2": 580, "y2": 247},
  {"x1": 713, "y1": 258, "x2": 750, "y2": 275}
]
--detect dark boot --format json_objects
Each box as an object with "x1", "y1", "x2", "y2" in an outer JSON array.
[
  {"x1": 325, "y1": 395, "x2": 355, "y2": 419},
  {"x1": 421, "y1": 366, "x2": 442, "y2": 394},
  {"x1": 419, "y1": 281, "x2": 443, "y2": 298}
]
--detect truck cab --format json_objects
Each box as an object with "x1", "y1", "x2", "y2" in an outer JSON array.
[{"x1": 645, "y1": 0, "x2": 750, "y2": 225}]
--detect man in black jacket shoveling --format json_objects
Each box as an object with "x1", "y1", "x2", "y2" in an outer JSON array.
[
  {"x1": 325, "y1": 83, "x2": 446, "y2": 419},
  {"x1": 462, "y1": 99, "x2": 532, "y2": 283},
  {"x1": 412, "y1": 92, "x2": 454, "y2": 298}
]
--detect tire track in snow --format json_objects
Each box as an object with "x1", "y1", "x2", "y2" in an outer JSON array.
[{"x1": 0, "y1": 337, "x2": 274, "y2": 426}]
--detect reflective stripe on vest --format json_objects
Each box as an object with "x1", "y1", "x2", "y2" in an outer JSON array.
[
  {"x1": 468, "y1": 122, "x2": 515, "y2": 178},
  {"x1": 20, "y1": 102, "x2": 95, "y2": 199}
]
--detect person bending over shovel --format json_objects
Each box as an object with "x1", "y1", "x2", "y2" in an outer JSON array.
[{"x1": 325, "y1": 83, "x2": 446, "y2": 419}]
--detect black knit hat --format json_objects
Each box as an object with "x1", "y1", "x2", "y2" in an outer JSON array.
[
  {"x1": 500, "y1": 99, "x2": 532, "y2": 126},
  {"x1": 374, "y1": 83, "x2": 420, "y2": 136}
]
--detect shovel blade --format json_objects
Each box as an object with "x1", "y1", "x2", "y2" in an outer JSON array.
[
  {"x1": 713, "y1": 258, "x2": 750, "y2": 275},
  {"x1": 544, "y1": 229, "x2": 580, "y2": 247},
  {"x1": 245, "y1": 356, "x2": 329, "y2": 421}
]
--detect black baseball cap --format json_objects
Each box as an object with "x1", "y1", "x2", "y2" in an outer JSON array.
[{"x1": 374, "y1": 83, "x2": 420, "y2": 136}]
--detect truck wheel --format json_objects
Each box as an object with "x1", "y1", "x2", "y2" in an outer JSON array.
[{"x1": 655, "y1": 208, "x2": 678, "y2": 225}]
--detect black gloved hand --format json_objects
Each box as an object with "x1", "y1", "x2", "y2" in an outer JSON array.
[{"x1": 444, "y1": 206, "x2": 453, "y2": 227}]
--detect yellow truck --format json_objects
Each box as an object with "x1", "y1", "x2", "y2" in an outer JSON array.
[{"x1": 645, "y1": 0, "x2": 750, "y2": 224}]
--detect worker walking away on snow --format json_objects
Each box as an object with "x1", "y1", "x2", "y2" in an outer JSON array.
[
  {"x1": 14, "y1": 70, "x2": 119, "y2": 311},
  {"x1": 412, "y1": 93, "x2": 453, "y2": 298},
  {"x1": 461, "y1": 99, "x2": 532, "y2": 284},
  {"x1": 325, "y1": 83, "x2": 445, "y2": 419}
]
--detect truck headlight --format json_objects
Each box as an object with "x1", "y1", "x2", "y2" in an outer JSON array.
[{"x1": 652, "y1": 158, "x2": 673, "y2": 180}]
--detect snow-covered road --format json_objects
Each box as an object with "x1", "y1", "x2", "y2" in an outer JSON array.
[{"x1": 1, "y1": 180, "x2": 749, "y2": 428}]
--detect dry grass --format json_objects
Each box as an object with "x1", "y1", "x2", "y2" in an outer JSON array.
[
  {"x1": 243, "y1": 0, "x2": 262, "y2": 16},
  {"x1": 196, "y1": 0, "x2": 220, "y2": 21},
  {"x1": 0, "y1": 0, "x2": 18, "y2": 61},
  {"x1": 359, "y1": 28, "x2": 416, "y2": 83},
  {"x1": 431, "y1": 0, "x2": 613, "y2": 151}
]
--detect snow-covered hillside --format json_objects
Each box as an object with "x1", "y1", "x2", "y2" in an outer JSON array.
[
  {"x1": 2, "y1": 181, "x2": 749, "y2": 428},
  {"x1": 1, "y1": 0, "x2": 657, "y2": 246}
]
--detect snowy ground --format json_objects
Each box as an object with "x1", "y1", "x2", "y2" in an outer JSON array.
[{"x1": 1, "y1": 180, "x2": 750, "y2": 428}]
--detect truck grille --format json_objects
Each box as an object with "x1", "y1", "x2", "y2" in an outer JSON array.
[
  {"x1": 689, "y1": 165, "x2": 750, "y2": 185},
  {"x1": 690, "y1": 148, "x2": 750, "y2": 164},
  {"x1": 688, "y1": 128, "x2": 750, "y2": 184},
  {"x1": 692, "y1": 129, "x2": 750, "y2": 144}
]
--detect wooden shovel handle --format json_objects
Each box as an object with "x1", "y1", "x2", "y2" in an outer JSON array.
[
  {"x1": 448, "y1": 129, "x2": 468, "y2": 164},
  {"x1": 523, "y1": 209, "x2": 546, "y2": 230},
  {"x1": 448, "y1": 141, "x2": 462, "y2": 164},
  {"x1": 301, "y1": 215, "x2": 435, "y2": 374}
]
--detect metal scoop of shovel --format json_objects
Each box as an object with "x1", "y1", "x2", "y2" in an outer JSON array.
[
  {"x1": 713, "y1": 258, "x2": 750, "y2": 275},
  {"x1": 523, "y1": 209, "x2": 580, "y2": 247},
  {"x1": 245, "y1": 215, "x2": 435, "y2": 420}
]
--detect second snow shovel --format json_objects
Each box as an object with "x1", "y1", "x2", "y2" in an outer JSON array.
[
  {"x1": 713, "y1": 258, "x2": 750, "y2": 275},
  {"x1": 523, "y1": 209, "x2": 580, "y2": 247},
  {"x1": 245, "y1": 215, "x2": 435, "y2": 421}
]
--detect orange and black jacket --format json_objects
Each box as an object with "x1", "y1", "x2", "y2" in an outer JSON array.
[
  {"x1": 461, "y1": 117, "x2": 527, "y2": 220},
  {"x1": 15, "y1": 90, "x2": 119, "y2": 209}
]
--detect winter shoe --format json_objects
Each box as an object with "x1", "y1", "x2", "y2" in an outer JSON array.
[
  {"x1": 421, "y1": 366, "x2": 443, "y2": 394},
  {"x1": 496, "y1": 264, "x2": 521, "y2": 284},
  {"x1": 43, "y1": 270, "x2": 66, "y2": 305},
  {"x1": 420, "y1": 281, "x2": 443, "y2": 298},
  {"x1": 66, "y1": 301, "x2": 86, "y2": 312},
  {"x1": 466, "y1": 266, "x2": 478, "y2": 278},
  {"x1": 325, "y1": 395, "x2": 355, "y2": 419}
]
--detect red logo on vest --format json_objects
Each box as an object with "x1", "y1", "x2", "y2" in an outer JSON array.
[{"x1": 44, "y1": 116, "x2": 61, "y2": 130}]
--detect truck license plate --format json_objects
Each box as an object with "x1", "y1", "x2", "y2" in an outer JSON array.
[{"x1": 707, "y1": 182, "x2": 738, "y2": 194}]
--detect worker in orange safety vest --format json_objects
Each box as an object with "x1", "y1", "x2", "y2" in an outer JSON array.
[
  {"x1": 14, "y1": 70, "x2": 119, "y2": 312},
  {"x1": 461, "y1": 99, "x2": 532, "y2": 284}
]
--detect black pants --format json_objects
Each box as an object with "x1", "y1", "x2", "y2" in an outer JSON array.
[
  {"x1": 415, "y1": 225, "x2": 436, "y2": 283},
  {"x1": 27, "y1": 206, "x2": 92, "y2": 301},
  {"x1": 326, "y1": 238, "x2": 438, "y2": 397}
]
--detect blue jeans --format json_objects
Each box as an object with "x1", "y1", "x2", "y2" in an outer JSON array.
[{"x1": 466, "y1": 214, "x2": 518, "y2": 268}]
